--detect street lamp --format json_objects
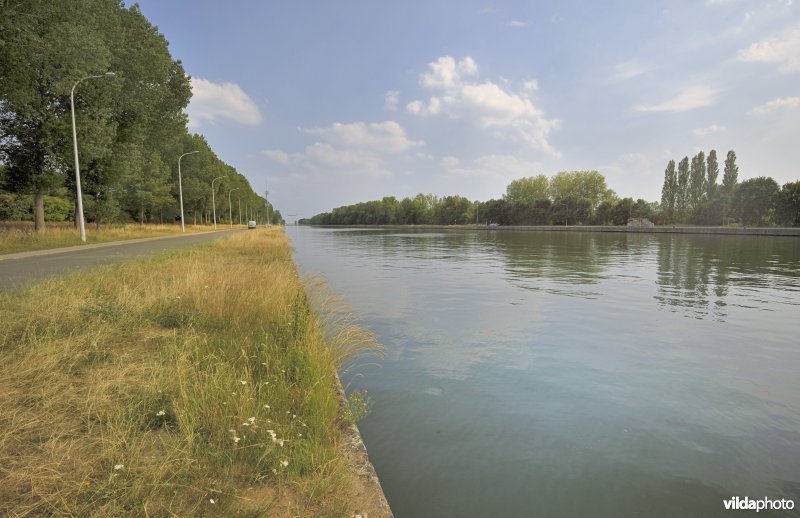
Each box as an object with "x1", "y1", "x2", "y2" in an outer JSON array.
[
  {"x1": 177, "y1": 150, "x2": 198, "y2": 233},
  {"x1": 211, "y1": 176, "x2": 226, "y2": 230},
  {"x1": 70, "y1": 71, "x2": 115, "y2": 242},
  {"x1": 228, "y1": 188, "x2": 239, "y2": 228}
]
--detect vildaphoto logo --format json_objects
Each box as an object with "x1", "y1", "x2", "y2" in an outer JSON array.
[{"x1": 723, "y1": 496, "x2": 795, "y2": 512}]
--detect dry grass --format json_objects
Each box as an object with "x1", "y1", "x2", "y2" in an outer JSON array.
[
  {"x1": 0, "y1": 228, "x2": 382, "y2": 516},
  {"x1": 0, "y1": 221, "x2": 230, "y2": 255}
]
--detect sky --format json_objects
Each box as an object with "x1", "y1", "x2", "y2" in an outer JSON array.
[{"x1": 135, "y1": 0, "x2": 800, "y2": 220}]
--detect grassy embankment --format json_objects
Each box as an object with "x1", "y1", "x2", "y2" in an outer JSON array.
[
  {"x1": 0, "y1": 229, "x2": 381, "y2": 516},
  {"x1": 0, "y1": 221, "x2": 230, "y2": 255}
]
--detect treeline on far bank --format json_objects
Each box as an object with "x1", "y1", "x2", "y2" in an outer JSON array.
[
  {"x1": 0, "y1": 1, "x2": 281, "y2": 229},
  {"x1": 303, "y1": 153, "x2": 800, "y2": 227}
]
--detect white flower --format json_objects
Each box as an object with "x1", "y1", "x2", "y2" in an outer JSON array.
[
  {"x1": 156, "y1": 410, "x2": 166, "y2": 416},
  {"x1": 292, "y1": 414, "x2": 296, "y2": 419},
  {"x1": 239, "y1": 380, "x2": 247, "y2": 385},
  {"x1": 280, "y1": 460, "x2": 288, "y2": 467},
  {"x1": 242, "y1": 422, "x2": 250, "y2": 426},
  {"x1": 228, "y1": 429, "x2": 236, "y2": 433},
  {"x1": 233, "y1": 436, "x2": 241, "y2": 443},
  {"x1": 114, "y1": 464, "x2": 124, "y2": 470},
  {"x1": 264, "y1": 404, "x2": 270, "y2": 409},
  {"x1": 209, "y1": 498, "x2": 215, "y2": 504},
  {"x1": 248, "y1": 416, "x2": 256, "y2": 423}
]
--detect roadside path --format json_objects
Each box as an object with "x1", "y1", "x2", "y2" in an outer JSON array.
[{"x1": 0, "y1": 229, "x2": 245, "y2": 292}]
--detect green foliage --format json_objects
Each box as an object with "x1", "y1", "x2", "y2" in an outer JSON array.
[
  {"x1": 776, "y1": 181, "x2": 800, "y2": 227},
  {"x1": 44, "y1": 195, "x2": 73, "y2": 221},
  {"x1": 547, "y1": 170, "x2": 613, "y2": 210},
  {"x1": 689, "y1": 151, "x2": 706, "y2": 212},
  {"x1": 0, "y1": 1, "x2": 278, "y2": 228},
  {"x1": 505, "y1": 175, "x2": 548, "y2": 205},
  {"x1": 0, "y1": 192, "x2": 72, "y2": 221},
  {"x1": 732, "y1": 177, "x2": 780, "y2": 226},
  {"x1": 722, "y1": 150, "x2": 739, "y2": 194},
  {"x1": 676, "y1": 157, "x2": 690, "y2": 220},
  {"x1": 345, "y1": 389, "x2": 374, "y2": 424},
  {"x1": 661, "y1": 160, "x2": 677, "y2": 222},
  {"x1": 706, "y1": 150, "x2": 719, "y2": 199}
]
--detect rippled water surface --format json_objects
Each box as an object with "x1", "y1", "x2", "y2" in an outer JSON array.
[{"x1": 288, "y1": 227, "x2": 800, "y2": 518}]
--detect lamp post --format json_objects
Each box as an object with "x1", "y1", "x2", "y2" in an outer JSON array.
[
  {"x1": 228, "y1": 188, "x2": 239, "y2": 228},
  {"x1": 70, "y1": 72, "x2": 115, "y2": 242},
  {"x1": 177, "y1": 151, "x2": 198, "y2": 233},
  {"x1": 211, "y1": 176, "x2": 226, "y2": 230}
]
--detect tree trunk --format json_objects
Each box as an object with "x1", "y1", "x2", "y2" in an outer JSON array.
[{"x1": 34, "y1": 190, "x2": 45, "y2": 232}]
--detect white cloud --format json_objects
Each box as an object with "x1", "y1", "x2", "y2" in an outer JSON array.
[
  {"x1": 750, "y1": 96, "x2": 800, "y2": 115},
  {"x1": 737, "y1": 25, "x2": 800, "y2": 73},
  {"x1": 523, "y1": 80, "x2": 539, "y2": 92},
  {"x1": 441, "y1": 153, "x2": 542, "y2": 181},
  {"x1": 384, "y1": 90, "x2": 400, "y2": 111},
  {"x1": 407, "y1": 56, "x2": 559, "y2": 154},
  {"x1": 304, "y1": 142, "x2": 385, "y2": 172},
  {"x1": 420, "y1": 56, "x2": 478, "y2": 89},
  {"x1": 693, "y1": 124, "x2": 726, "y2": 136},
  {"x1": 263, "y1": 121, "x2": 423, "y2": 180},
  {"x1": 609, "y1": 60, "x2": 652, "y2": 82},
  {"x1": 406, "y1": 97, "x2": 441, "y2": 116},
  {"x1": 261, "y1": 149, "x2": 291, "y2": 164},
  {"x1": 507, "y1": 19, "x2": 530, "y2": 28},
  {"x1": 441, "y1": 155, "x2": 460, "y2": 168},
  {"x1": 634, "y1": 85, "x2": 717, "y2": 113},
  {"x1": 187, "y1": 77, "x2": 262, "y2": 128},
  {"x1": 302, "y1": 121, "x2": 423, "y2": 154}
]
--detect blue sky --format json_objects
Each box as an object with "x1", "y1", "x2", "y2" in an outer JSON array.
[{"x1": 136, "y1": 0, "x2": 800, "y2": 219}]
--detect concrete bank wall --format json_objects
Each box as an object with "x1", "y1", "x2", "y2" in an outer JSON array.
[{"x1": 314, "y1": 224, "x2": 800, "y2": 237}]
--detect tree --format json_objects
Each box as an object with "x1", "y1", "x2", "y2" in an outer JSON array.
[
  {"x1": 776, "y1": 181, "x2": 800, "y2": 227},
  {"x1": 706, "y1": 149, "x2": 719, "y2": 199},
  {"x1": 676, "y1": 157, "x2": 690, "y2": 221},
  {"x1": 732, "y1": 177, "x2": 779, "y2": 226},
  {"x1": 505, "y1": 175, "x2": 548, "y2": 205},
  {"x1": 661, "y1": 160, "x2": 677, "y2": 222},
  {"x1": 548, "y1": 171, "x2": 612, "y2": 211},
  {"x1": 722, "y1": 150, "x2": 738, "y2": 194},
  {"x1": 0, "y1": 1, "x2": 195, "y2": 231},
  {"x1": 689, "y1": 151, "x2": 706, "y2": 213}
]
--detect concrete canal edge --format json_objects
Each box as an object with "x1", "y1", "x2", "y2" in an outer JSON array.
[
  {"x1": 334, "y1": 374, "x2": 394, "y2": 517},
  {"x1": 313, "y1": 224, "x2": 800, "y2": 237}
]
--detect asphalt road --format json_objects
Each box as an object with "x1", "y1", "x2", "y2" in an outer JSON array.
[{"x1": 0, "y1": 229, "x2": 245, "y2": 292}]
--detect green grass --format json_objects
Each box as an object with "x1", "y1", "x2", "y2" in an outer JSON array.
[
  {"x1": 0, "y1": 228, "x2": 381, "y2": 516},
  {"x1": 0, "y1": 221, "x2": 229, "y2": 255}
]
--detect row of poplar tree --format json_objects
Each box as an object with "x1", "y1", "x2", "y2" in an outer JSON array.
[
  {"x1": 0, "y1": 1, "x2": 280, "y2": 229},
  {"x1": 659, "y1": 150, "x2": 800, "y2": 226},
  {"x1": 660, "y1": 150, "x2": 738, "y2": 224}
]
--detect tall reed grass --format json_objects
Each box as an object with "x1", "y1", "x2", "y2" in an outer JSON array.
[{"x1": 0, "y1": 229, "x2": 382, "y2": 516}]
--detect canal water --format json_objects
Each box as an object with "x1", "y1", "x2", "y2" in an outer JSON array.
[{"x1": 288, "y1": 227, "x2": 800, "y2": 518}]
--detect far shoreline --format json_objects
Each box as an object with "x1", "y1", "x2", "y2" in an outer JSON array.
[{"x1": 303, "y1": 224, "x2": 800, "y2": 237}]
